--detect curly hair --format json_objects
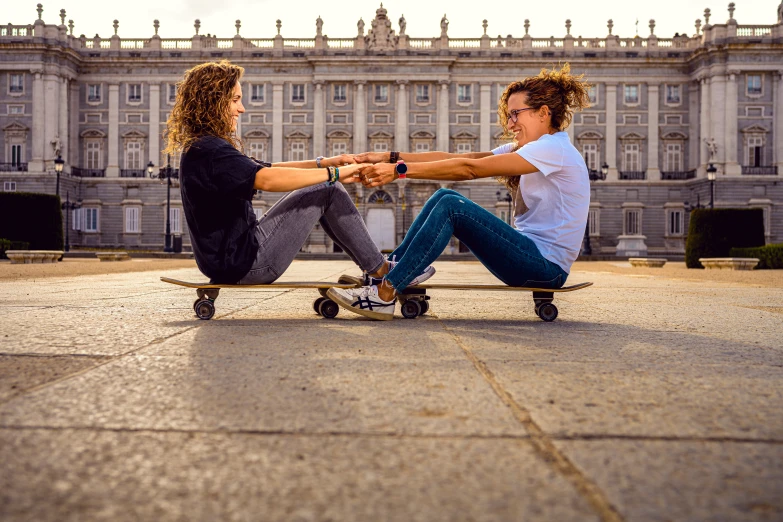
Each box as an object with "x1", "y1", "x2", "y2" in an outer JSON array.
[
  {"x1": 164, "y1": 60, "x2": 244, "y2": 155},
  {"x1": 496, "y1": 63, "x2": 591, "y2": 193}
]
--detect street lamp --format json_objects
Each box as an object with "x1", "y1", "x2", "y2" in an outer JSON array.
[
  {"x1": 54, "y1": 155, "x2": 65, "y2": 197},
  {"x1": 61, "y1": 191, "x2": 81, "y2": 252},
  {"x1": 706, "y1": 163, "x2": 717, "y2": 209},
  {"x1": 496, "y1": 190, "x2": 512, "y2": 225},
  {"x1": 600, "y1": 162, "x2": 609, "y2": 180},
  {"x1": 582, "y1": 163, "x2": 609, "y2": 256},
  {"x1": 149, "y1": 157, "x2": 173, "y2": 252}
]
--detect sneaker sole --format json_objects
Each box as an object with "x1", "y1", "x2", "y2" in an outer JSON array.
[
  {"x1": 326, "y1": 288, "x2": 395, "y2": 321},
  {"x1": 409, "y1": 267, "x2": 435, "y2": 286},
  {"x1": 337, "y1": 274, "x2": 365, "y2": 286}
]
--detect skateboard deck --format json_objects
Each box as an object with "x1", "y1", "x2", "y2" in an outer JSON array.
[{"x1": 162, "y1": 276, "x2": 592, "y2": 322}]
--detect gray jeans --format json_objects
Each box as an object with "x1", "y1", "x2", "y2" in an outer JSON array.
[{"x1": 238, "y1": 183, "x2": 385, "y2": 285}]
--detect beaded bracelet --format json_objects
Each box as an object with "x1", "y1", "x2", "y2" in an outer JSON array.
[{"x1": 325, "y1": 166, "x2": 334, "y2": 185}]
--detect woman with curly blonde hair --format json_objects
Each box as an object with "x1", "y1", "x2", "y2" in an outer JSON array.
[
  {"x1": 328, "y1": 64, "x2": 591, "y2": 320},
  {"x1": 167, "y1": 61, "x2": 429, "y2": 286}
]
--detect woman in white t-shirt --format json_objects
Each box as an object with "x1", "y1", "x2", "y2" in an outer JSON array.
[{"x1": 328, "y1": 64, "x2": 591, "y2": 320}]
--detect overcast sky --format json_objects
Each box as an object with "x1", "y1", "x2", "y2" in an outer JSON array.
[{"x1": 5, "y1": 0, "x2": 780, "y2": 40}]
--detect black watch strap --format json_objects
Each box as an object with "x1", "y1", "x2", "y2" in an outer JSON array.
[{"x1": 389, "y1": 151, "x2": 399, "y2": 163}]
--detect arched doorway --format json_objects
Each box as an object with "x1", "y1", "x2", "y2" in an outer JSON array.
[{"x1": 366, "y1": 190, "x2": 395, "y2": 252}]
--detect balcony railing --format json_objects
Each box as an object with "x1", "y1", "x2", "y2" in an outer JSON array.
[
  {"x1": 619, "y1": 171, "x2": 646, "y2": 180},
  {"x1": 661, "y1": 170, "x2": 696, "y2": 180},
  {"x1": 71, "y1": 167, "x2": 105, "y2": 177},
  {"x1": 0, "y1": 163, "x2": 27, "y2": 172},
  {"x1": 120, "y1": 169, "x2": 146, "y2": 178},
  {"x1": 741, "y1": 166, "x2": 777, "y2": 175},
  {"x1": 587, "y1": 169, "x2": 606, "y2": 181}
]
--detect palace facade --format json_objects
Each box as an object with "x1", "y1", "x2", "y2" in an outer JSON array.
[{"x1": 1, "y1": 3, "x2": 782, "y2": 256}]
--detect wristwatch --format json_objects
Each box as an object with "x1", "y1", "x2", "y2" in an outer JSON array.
[
  {"x1": 389, "y1": 151, "x2": 399, "y2": 163},
  {"x1": 395, "y1": 160, "x2": 408, "y2": 179},
  {"x1": 316, "y1": 156, "x2": 324, "y2": 168}
]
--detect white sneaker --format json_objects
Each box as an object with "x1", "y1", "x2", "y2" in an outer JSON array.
[
  {"x1": 327, "y1": 285, "x2": 396, "y2": 321},
  {"x1": 388, "y1": 259, "x2": 436, "y2": 286}
]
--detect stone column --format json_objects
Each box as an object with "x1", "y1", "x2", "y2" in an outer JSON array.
[
  {"x1": 437, "y1": 81, "x2": 450, "y2": 152},
  {"x1": 59, "y1": 77, "x2": 69, "y2": 165},
  {"x1": 69, "y1": 81, "x2": 79, "y2": 170},
  {"x1": 775, "y1": 72, "x2": 783, "y2": 173},
  {"x1": 647, "y1": 83, "x2": 660, "y2": 179},
  {"x1": 107, "y1": 82, "x2": 120, "y2": 177},
  {"x1": 724, "y1": 73, "x2": 740, "y2": 175},
  {"x1": 313, "y1": 81, "x2": 325, "y2": 157},
  {"x1": 149, "y1": 83, "x2": 161, "y2": 166},
  {"x1": 480, "y1": 83, "x2": 491, "y2": 151},
  {"x1": 395, "y1": 81, "x2": 409, "y2": 152},
  {"x1": 44, "y1": 74, "x2": 60, "y2": 171},
  {"x1": 709, "y1": 75, "x2": 726, "y2": 168},
  {"x1": 688, "y1": 82, "x2": 699, "y2": 170},
  {"x1": 30, "y1": 72, "x2": 45, "y2": 172},
  {"x1": 272, "y1": 82, "x2": 284, "y2": 163},
  {"x1": 699, "y1": 77, "x2": 712, "y2": 175},
  {"x1": 353, "y1": 81, "x2": 367, "y2": 153},
  {"x1": 605, "y1": 83, "x2": 618, "y2": 180}
]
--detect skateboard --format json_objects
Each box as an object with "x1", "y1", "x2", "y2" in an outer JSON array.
[
  {"x1": 337, "y1": 275, "x2": 593, "y2": 322},
  {"x1": 160, "y1": 277, "x2": 360, "y2": 320}
]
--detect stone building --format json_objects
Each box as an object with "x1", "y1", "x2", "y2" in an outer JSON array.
[{"x1": 1, "y1": 3, "x2": 782, "y2": 256}]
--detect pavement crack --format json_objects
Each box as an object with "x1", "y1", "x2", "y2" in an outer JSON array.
[{"x1": 434, "y1": 313, "x2": 625, "y2": 522}]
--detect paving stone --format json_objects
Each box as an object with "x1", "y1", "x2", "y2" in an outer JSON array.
[{"x1": 0, "y1": 355, "x2": 109, "y2": 401}]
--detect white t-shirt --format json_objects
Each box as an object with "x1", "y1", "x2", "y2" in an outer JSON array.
[{"x1": 492, "y1": 132, "x2": 589, "y2": 273}]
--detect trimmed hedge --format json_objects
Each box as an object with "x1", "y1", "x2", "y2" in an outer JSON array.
[
  {"x1": 0, "y1": 192, "x2": 63, "y2": 251},
  {"x1": 729, "y1": 244, "x2": 783, "y2": 269},
  {"x1": 0, "y1": 239, "x2": 31, "y2": 259},
  {"x1": 685, "y1": 208, "x2": 765, "y2": 268}
]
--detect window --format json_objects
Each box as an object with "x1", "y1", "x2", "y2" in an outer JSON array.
[
  {"x1": 125, "y1": 142, "x2": 142, "y2": 169},
  {"x1": 624, "y1": 209, "x2": 641, "y2": 235},
  {"x1": 72, "y1": 208, "x2": 83, "y2": 231},
  {"x1": 587, "y1": 85, "x2": 598, "y2": 104},
  {"x1": 10, "y1": 144, "x2": 22, "y2": 166},
  {"x1": 289, "y1": 141, "x2": 305, "y2": 161},
  {"x1": 251, "y1": 84, "x2": 264, "y2": 102},
  {"x1": 88, "y1": 84, "x2": 101, "y2": 103},
  {"x1": 8, "y1": 105, "x2": 24, "y2": 115},
  {"x1": 291, "y1": 84, "x2": 305, "y2": 103},
  {"x1": 373, "y1": 141, "x2": 389, "y2": 153},
  {"x1": 666, "y1": 85, "x2": 681, "y2": 104},
  {"x1": 374, "y1": 84, "x2": 388, "y2": 103},
  {"x1": 169, "y1": 208, "x2": 182, "y2": 234},
  {"x1": 457, "y1": 84, "x2": 472, "y2": 103},
  {"x1": 664, "y1": 143, "x2": 683, "y2": 172},
  {"x1": 333, "y1": 84, "x2": 346, "y2": 103},
  {"x1": 84, "y1": 208, "x2": 99, "y2": 232},
  {"x1": 624, "y1": 84, "x2": 639, "y2": 104},
  {"x1": 86, "y1": 141, "x2": 102, "y2": 169},
  {"x1": 747, "y1": 136, "x2": 763, "y2": 167},
  {"x1": 623, "y1": 143, "x2": 641, "y2": 171},
  {"x1": 583, "y1": 144, "x2": 598, "y2": 171},
  {"x1": 332, "y1": 142, "x2": 347, "y2": 156},
  {"x1": 747, "y1": 75, "x2": 762, "y2": 96},
  {"x1": 127, "y1": 84, "x2": 142, "y2": 103},
  {"x1": 168, "y1": 84, "x2": 177, "y2": 103},
  {"x1": 3, "y1": 181, "x2": 16, "y2": 192},
  {"x1": 416, "y1": 84, "x2": 430, "y2": 103},
  {"x1": 9, "y1": 74, "x2": 24, "y2": 94},
  {"x1": 415, "y1": 142, "x2": 430, "y2": 153},
  {"x1": 125, "y1": 207, "x2": 140, "y2": 233},
  {"x1": 248, "y1": 142, "x2": 266, "y2": 160},
  {"x1": 456, "y1": 143, "x2": 472, "y2": 154},
  {"x1": 588, "y1": 208, "x2": 599, "y2": 236},
  {"x1": 667, "y1": 209, "x2": 684, "y2": 236}
]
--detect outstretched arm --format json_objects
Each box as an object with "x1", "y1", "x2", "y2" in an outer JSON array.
[
  {"x1": 254, "y1": 163, "x2": 366, "y2": 192},
  {"x1": 271, "y1": 153, "x2": 357, "y2": 170},
  {"x1": 353, "y1": 150, "x2": 493, "y2": 164}
]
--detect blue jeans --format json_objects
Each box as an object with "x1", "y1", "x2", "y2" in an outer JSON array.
[{"x1": 386, "y1": 188, "x2": 568, "y2": 291}]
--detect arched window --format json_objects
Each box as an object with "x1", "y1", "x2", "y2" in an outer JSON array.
[{"x1": 368, "y1": 190, "x2": 394, "y2": 204}]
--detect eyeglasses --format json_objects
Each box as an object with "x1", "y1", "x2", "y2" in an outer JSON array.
[{"x1": 507, "y1": 107, "x2": 535, "y2": 123}]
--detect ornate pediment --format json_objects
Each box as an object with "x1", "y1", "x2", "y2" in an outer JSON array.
[
  {"x1": 3, "y1": 121, "x2": 29, "y2": 137},
  {"x1": 285, "y1": 130, "x2": 311, "y2": 139},
  {"x1": 411, "y1": 130, "x2": 436, "y2": 139},
  {"x1": 661, "y1": 131, "x2": 688, "y2": 140},
  {"x1": 80, "y1": 128, "x2": 106, "y2": 138},
  {"x1": 366, "y1": 4, "x2": 398, "y2": 51},
  {"x1": 369, "y1": 130, "x2": 394, "y2": 139},
  {"x1": 452, "y1": 130, "x2": 477, "y2": 140},
  {"x1": 245, "y1": 129, "x2": 270, "y2": 139},
  {"x1": 619, "y1": 131, "x2": 645, "y2": 140},
  {"x1": 122, "y1": 129, "x2": 146, "y2": 139},
  {"x1": 327, "y1": 130, "x2": 352, "y2": 139},
  {"x1": 578, "y1": 130, "x2": 604, "y2": 140},
  {"x1": 741, "y1": 124, "x2": 768, "y2": 134}
]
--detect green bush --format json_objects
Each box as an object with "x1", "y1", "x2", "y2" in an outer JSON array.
[
  {"x1": 0, "y1": 192, "x2": 63, "y2": 251},
  {"x1": 729, "y1": 244, "x2": 783, "y2": 269},
  {"x1": 0, "y1": 239, "x2": 31, "y2": 259},
  {"x1": 685, "y1": 208, "x2": 765, "y2": 268}
]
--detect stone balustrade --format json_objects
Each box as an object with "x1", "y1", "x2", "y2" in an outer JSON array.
[
  {"x1": 699, "y1": 258, "x2": 760, "y2": 270},
  {"x1": 5, "y1": 250, "x2": 63, "y2": 264},
  {"x1": 629, "y1": 258, "x2": 668, "y2": 268},
  {"x1": 96, "y1": 252, "x2": 131, "y2": 262}
]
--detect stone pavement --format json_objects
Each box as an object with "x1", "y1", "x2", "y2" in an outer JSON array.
[{"x1": 0, "y1": 260, "x2": 781, "y2": 522}]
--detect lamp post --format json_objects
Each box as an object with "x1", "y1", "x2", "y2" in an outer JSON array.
[
  {"x1": 61, "y1": 191, "x2": 81, "y2": 252},
  {"x1": 54, "y1": 155, "x2": 64, "y2": 198},
  {"x1": 706, "y1": 163, "x2": 717, "y2": 209},
  {"x1": 148, "y1": 157, "x2": 173, "y2": 252},
  {"x1": 496, "y1": 190, "x2": 512, "y2": 225},
  {"x1": 582, "y1": 162, "x2": 609, "y2": 256}
]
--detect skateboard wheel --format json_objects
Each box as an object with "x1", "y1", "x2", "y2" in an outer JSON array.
[
  {"x1": 401, "y1": 299, "x2": 421, "y2": 319},
  {"x1": 537, "y1": 303, "x2": 558, "y2": 322},
  {"x1": 313, "y1": 297, "x2": 326, "y2": 315},
  {"x1": 194, "y1": 298, "x2": 204, "y2": 314},
  {"x1": 319, "y1": 298, "x2": 339, "y2": 319},
  {"x1": 195, "y1": 299, "x2": 216, "y2": 320},
  {"x1": 419, "y1": 300, "x2": 429, "y2": 315}
]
